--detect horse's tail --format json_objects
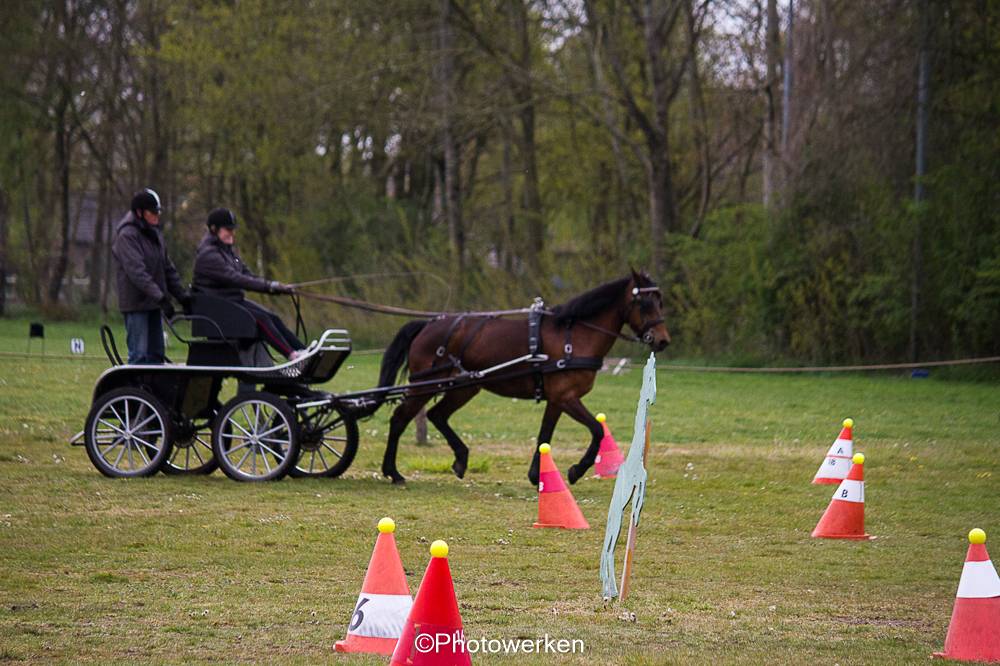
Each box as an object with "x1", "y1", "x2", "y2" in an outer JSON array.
[{"x1": 378, "y1": 319, "x2": 430, "y2": 389}]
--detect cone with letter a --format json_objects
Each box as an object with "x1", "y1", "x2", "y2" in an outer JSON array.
[
  {"x1": 335, "y1": 517, "x2": 413, "y2": 655},
  {"x1": 533, "y1": 443, "x2": 589, "y2": 529},
  {"x1": 593, "y1": 413, "x2": 625, "y2": 478},
  {"x1": 391, "y1": 540, "x2": 471, "y2": 666},
  {"x1": 812, "y1": 418, "x2": 855, "y2": 484},
  {"x1": 811, "y1": 452, "x2": 872, "y2": 540},
  {"x1": 933, "y1": 528, "x2": 1000, "y2": 662}
]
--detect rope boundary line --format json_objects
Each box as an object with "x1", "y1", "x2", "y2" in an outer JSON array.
[{"x1": 2, "y1": 350, "x2": 999, "y2": 372}]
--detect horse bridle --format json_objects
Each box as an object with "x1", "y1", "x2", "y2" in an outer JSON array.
[
  {"x1": 626, "y1": 286, "x2": 665, "y2": 344},
  {"x1": 576, "y1": 285, "x2": 665, "y2": 345}
]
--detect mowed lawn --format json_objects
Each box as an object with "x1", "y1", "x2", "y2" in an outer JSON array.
[{"x1": 0, "y1": 319, "x2": 998, "y2": 663}]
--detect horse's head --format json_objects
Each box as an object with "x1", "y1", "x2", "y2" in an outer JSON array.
[{"x1": 625, "y1": 269, "x2": 671, "y2": 352}]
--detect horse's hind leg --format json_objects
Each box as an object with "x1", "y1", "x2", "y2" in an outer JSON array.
[
  {"x1": 382, "y1": 393, "x2": 434, "y2": 484},
  {"x1": 559, "y1": 397, "x2": 603, "y2": 484},
  {"x1": 426, "y1": 386, "x2": 480, "y2": 479},
  {"x1": 527, "y1": 402, "x2": 562, "y2": 486}
]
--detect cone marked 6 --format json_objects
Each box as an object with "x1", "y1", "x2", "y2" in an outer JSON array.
[{"x1": 335, "y1": 519, "x2": 413, "y2": 655}]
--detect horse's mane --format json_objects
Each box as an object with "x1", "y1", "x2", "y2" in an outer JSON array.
[{"x1": 550, "y1": 276, "x2": 631, "y2": 326}]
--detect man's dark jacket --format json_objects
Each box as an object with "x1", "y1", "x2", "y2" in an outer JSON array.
[
  {"x1": 192, "y1": 233, "x2": 272, "y2": 300},
  {"x1": 112, "y1": 215, "x2": 185, "y2": 313}
]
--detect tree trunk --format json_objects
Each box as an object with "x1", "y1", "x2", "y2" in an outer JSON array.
[
  {"x1": 438, "y1": 0, "x2": 464, "y2": 281},
  {"x1": 509, "y1": 0, "x2": 543, "y2": 274},
  {"x1": 781, "y1": 0, "x2": 794, "y2": 160},
  {"x1": 0, "y1": 184, "x2": 8, "y2": 316},
  {"x1": 48, "y1": 94, "x2": 73, "y2": 304},
  {"x1": 762, "y1": 0, "x2": 781, "y2": 208},
  {"x1": 641, "y1": 0, "x2": 679, "y2": 273},
  {"x1": 686, "y1": 0, "x2": 711, "y2": 237},
  {"x1": 18, "y1": 137, "x2": 40, "y2": 304},
  {"x1": 88, "y1": 178, "x2": 109, "y2": 303},
  {"x1": 910, "y1": 0, "x2": 931, "y2": 362},
  {"x1": 500, "y1": 117, "x2": 516, "y2": 272}
]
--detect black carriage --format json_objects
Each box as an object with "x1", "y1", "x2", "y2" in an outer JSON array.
[{"x1": 73, "y1": 293, "x2": 361, "y2": 482}]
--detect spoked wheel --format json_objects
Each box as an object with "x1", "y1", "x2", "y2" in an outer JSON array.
[
  {"x1": 289, "y1": 405, "x2": 359, "y2": 478},
  {"x1": 84, "y1": 387, "x2": 174, "y2": 478},
  {"x1": 212, "y1": 392, "x2": 299, "y2": 482},
  {"x1": 162, "y1": 420, "x2": 217, "y2": 475}
]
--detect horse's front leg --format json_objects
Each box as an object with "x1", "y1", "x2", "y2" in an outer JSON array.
[
  {"x1": 528, "y1": 402, "x2": 562, "y2": 485},
  {"x1": 559, "y1": 397, "x2": 603, "y2": 484},
  {"x1": 426, "y1": 386, "x2": 480, "y2": 479}
]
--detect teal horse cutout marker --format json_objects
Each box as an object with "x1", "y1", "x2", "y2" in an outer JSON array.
[{"x1": 600, "y1": 353, "x2": 657, "y2": 600}]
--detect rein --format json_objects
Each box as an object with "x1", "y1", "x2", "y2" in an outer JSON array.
[
  {"x1": 295, "y1": 290, "x2": 534, "y2": 319},
  {"x1": 296, "y1": 282, "x2": 664, "y2": 346}
]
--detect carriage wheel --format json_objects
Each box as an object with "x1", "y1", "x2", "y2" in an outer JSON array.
[
  {"x1": 212, "y1": 392, "x2": 299, "y2": 482},
  {"x1": 289, "y1": 406, "x2": 359, "y2": 479},
  {"x1": 161, "y1": 420, "x2": 217, "y2": 475},
  {"x1": 84, "y1": 387, "x2": 174, "y2": 478}
]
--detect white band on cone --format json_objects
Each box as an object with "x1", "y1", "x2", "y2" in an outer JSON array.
[
  {"x1": 832, "y1": 479, "x2": 864, "y2": 503},
  {"x1": 826, "y1": 438, "x2": 852, "y2": 457},
  {"x1": 813, "y1": 456, "x2": 851, "y2": 480},
  {"x1": 956, "y1": 560, "x2": 1000, "y2": 598},
  {"x1": 346, "y1": 592, "x2": 413, "y2": 638}
]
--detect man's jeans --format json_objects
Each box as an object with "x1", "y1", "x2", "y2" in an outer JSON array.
[{"x1": 124, "y1": 310, "x2": 165, "y2": 364}]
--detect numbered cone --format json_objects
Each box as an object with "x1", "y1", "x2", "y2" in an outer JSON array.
[
  {"x1": 593, "y1": 413, "x2": 625, "y2": 478},
  {"x1": 933, "y1": 529, "x2": 1000, "y2": 662},
  {"x1": 811, "y1": 453, "x2": 872, "y2": 540},
  {"x1": 533, "y1": 444, "x2": 589, "y2": 530},
  {"x1": 335, "y1": 517, "x2": 413, "y2": 655},
  {"x1": 812, "y1": 418, "x2": 854, "y2": 484},
  {"x1": 391, "y1": 540, "x2": 471, "y2": 666}
]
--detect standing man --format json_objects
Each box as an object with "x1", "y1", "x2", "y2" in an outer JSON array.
[
  {"x1": 193, "y1": 208, "x2": 304, "y2": 359},
  {"x1": 112, "y1": 188, "x2": 189, "y2": 364}
]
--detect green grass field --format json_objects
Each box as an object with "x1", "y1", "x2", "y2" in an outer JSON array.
[{"x1": 1, "y1": 317, "x2": 998, "y2": 663}]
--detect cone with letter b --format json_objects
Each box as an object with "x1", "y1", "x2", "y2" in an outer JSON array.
[
  {"x1": 533, "y1": 443, "x2": 589, "y2": 530},
  {"x1": 933, "y1": 528, "x2": 1000, "y2": 662},
  {"x1": 812, "y1": 418, "x2": 854, "y2": 484},
  {"x1": 811, "y1": 453, "x2": 872, "y2": 540},
  {"x1": 391, "y1": 540, "x2": 471, "y2": 666},
  {"x1": 593, "y1": 413, "x2": 625, "y2": 478},
  {"x1": 335, "y1": 517, "x2": 413, "y2": 655}
]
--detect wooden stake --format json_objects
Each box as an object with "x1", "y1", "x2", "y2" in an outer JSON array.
[{"x1": 619, "y1": 419, "x2": 652, "y2": 602}]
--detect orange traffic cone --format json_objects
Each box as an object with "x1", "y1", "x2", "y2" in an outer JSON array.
[
  {"x1": 933, "y1": 528, "x2": 1000, "y2": 662},
  {"x1": 391, "y1": 540, "x2": 471, "y2": 666},
  {"x1": 811, "y1": 453, "x2": 872, "y2": 540},
  {"x1": 533, "y1": 443, "x2": 589, "y2": 529},
  {"x1": 335, "y1": 517, "x2": 413, "y2": 655},
  {"x1": 593, "y1": 413, "x2": 625, "y2": 478},
  {"x1": 812, "y1": 418, "x2": 854, "y2": 484}
]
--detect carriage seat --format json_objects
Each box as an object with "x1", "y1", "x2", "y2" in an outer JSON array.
[{"x1": 185, "y1": 292, "x2": 272, "y2": 368}]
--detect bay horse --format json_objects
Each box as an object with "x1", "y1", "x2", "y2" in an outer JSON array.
[{"x1": 373, "y1": 270, "x2": 670, "y2": 485}]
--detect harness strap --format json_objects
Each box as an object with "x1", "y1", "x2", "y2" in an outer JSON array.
[{"x1": 409, "y1": 315, "x2": 492, "y2": 381}]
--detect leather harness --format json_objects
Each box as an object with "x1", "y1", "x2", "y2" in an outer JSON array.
[{"x1": 410, "y1": 299, "x2": 603, "y2": 402}]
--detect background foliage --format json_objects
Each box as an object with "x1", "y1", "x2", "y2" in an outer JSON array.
[{"x1": 0, "y1": 0, "x2": 997, "y2": 362}]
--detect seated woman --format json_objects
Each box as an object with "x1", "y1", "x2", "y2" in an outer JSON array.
[{"x1": 193, "y1": 208, "x2": 305, "y2": 360}]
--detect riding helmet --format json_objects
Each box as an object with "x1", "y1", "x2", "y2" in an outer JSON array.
[
  {"x1": 130, "y1": 188, "x2": 161, "y2": 215},
  {"x1": 207, "y1": 208, "x2": 237, "y2": 231}
]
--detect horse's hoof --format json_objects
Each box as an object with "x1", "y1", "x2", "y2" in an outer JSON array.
[
  {"x1": 452, "y1": 456, "x2": 468, "y2": 479},
  {"x1": 390, "y1": 474, "x2": 407, "y2": 485},
  {"x1": 567, "y1": 464, "x2": 584, "y2": 484}
]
